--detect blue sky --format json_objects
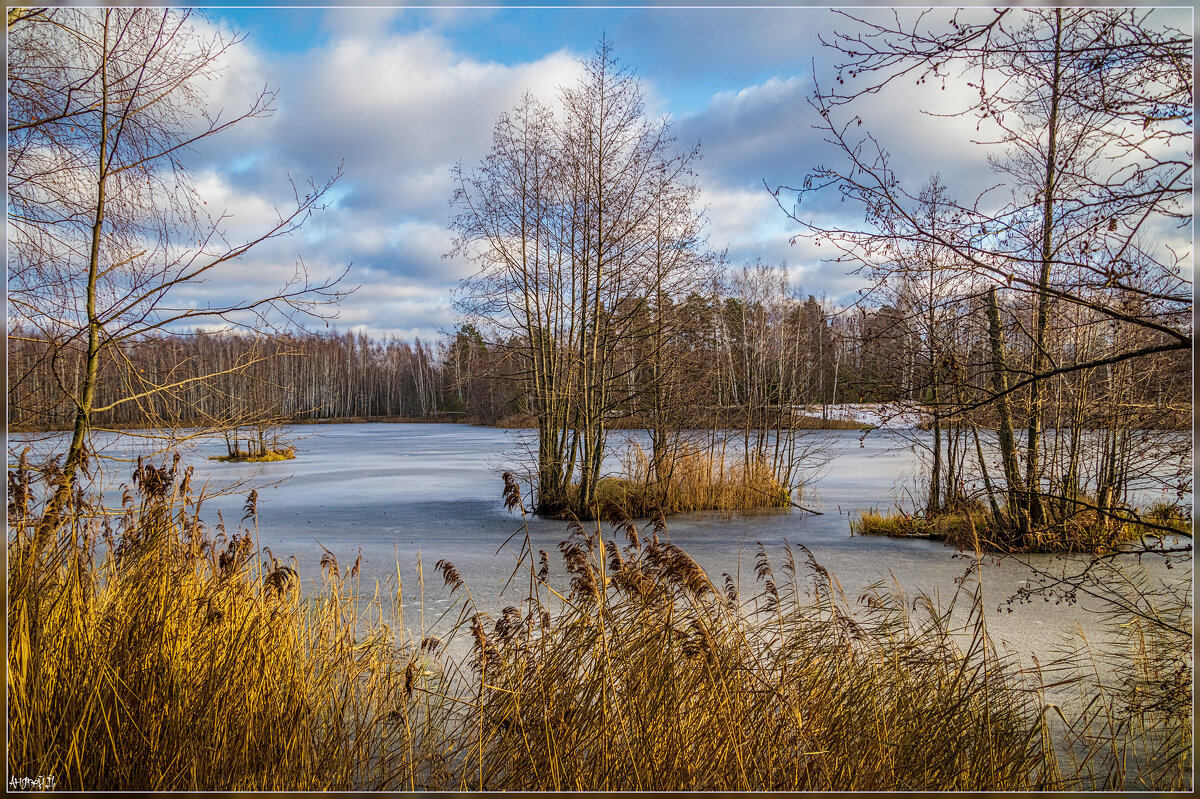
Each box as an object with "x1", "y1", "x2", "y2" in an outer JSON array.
[
  {"x1": 174, "y1": 5, "x2": 847, "y2": 339},
  {"x1": 166, "y1": 4, "x2": 1190, "y2": 341},
  {"x1": 218, "y1": 6, "x2": 818, "y2": 116}
]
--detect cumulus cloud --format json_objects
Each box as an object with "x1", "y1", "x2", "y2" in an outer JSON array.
[
  {"x1": 682, "y1": 76, "x2": 818, "y2": 191},
  {"x1": 180, "y1": 18, "x2": 588, "y2": 339},
  {"x1": 167, "y1": 6, "x2": 1184, "y2": 339},
  {"x1": 185, "y1": 8, "x2": 983, "y2": 333}
]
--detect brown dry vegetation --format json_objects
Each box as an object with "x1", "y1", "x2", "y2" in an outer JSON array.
[
  {"x1": 508, "y1": 439, "x2": 797, "y2": 521},
  {"x1": 492, "y1": 413, "x2": 872, "y2": 432},
  {"x1": 590, "y1": 440, "x2": 793, "y2": 518},
  {"x1": 7, "y1": 459, "x2": 1192, "y2": 791},
  {"x1": 209, "y1": 447, "x2": 297, "y2": 463},
  {"x1": 853, "y1": 499, "x2": 1193, "y2": 554}
]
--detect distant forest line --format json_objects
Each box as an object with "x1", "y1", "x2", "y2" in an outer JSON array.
[{"x1": 9, "y1": 274, "x2": 1190, "y2": 435}]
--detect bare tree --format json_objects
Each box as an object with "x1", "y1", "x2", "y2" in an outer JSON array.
[
  {"x1": 636, "y1": 187, "x2": 715, "y2": 496},
  {"x1": 775, "y1": 6, "x2": 1191, "y2": 541},
  {"x1": 452, "y1": 38, "x2": 704, "y2": 518},
  {"x1": 451, "y1": 91, "x2": 578, "y2": 512},
  {"x1": 7, "y1": 8, "x2": 346, "y2": 522},
  {"x1": 556, "y1": 38, "x2": 703, "y2": 514}
]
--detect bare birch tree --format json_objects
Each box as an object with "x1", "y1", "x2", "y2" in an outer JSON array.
[{"x1": 7, "y1": 7, "x2": 346, "y2": 523}]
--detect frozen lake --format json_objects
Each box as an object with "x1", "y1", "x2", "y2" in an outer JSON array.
[{"x1": 13, "y1": 422, "x2": 1191, "y2": 672}]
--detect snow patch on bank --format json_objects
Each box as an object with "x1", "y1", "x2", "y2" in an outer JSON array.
[{"x1": 796, "y1": 403, "x2": 927, "y2": 430}]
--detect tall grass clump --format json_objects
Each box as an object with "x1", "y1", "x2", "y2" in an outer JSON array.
[
  {"x1": 450, "y1": 478, "x2": 1190, "y2": 790},
  {"x1": 583, "y1": 439, "x2": 791, "y2": 518},
  {"x1": 6, "y1": 453, "x2": 474, "y2": 791},
  {"x1": 209, "y1": 446, "x2": 296, "y2": 463},
  {"x1": 450, "y1": 479, "x2": 1060, "y2": 790},
  {"x1": 852, "y1": 497, "x2": 1191, "y2": 554},
  {"x1": 852, "y1": 505, "x2": 993, "y2": 549}
]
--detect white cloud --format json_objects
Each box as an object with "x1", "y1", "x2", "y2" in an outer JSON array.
[
  {"x1": 190, "y1": 170, "x2": 297, "y2": 247},
  {"x1": 281, "y1": 32, "x2": 580, "y2": 178},
  {"x1": 318, "y1": 6, "x2": 405, "y2": 40},
  {"x1": 166, "y1": 6, "x2": 1190, "y2": 341},
  {"x1": 177, "y1": 25, "x2": 593, "y2": 339}
]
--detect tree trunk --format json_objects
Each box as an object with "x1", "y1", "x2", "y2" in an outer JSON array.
[
  {"x1": 50, "y1": 13, "x2": 112, "y2": 525},
  {"x1": 987, "y1": 286, "x2": 1026, "y2": 537},
  {"x1": 1024, "y1": 8, "x2": 1064, "y2": 530}
]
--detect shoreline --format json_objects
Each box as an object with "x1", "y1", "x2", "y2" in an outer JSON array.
[
  {"x1": 9, "y1": 412, "x2": 876, "y2": 434},
  {"x1": 9, "y1": 408, "x2": 1190, "y2": 434}
]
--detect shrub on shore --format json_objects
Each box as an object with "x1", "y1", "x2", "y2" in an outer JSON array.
[{"x1": 852, "y1": 498, "x2": 1192, "y2": 554}]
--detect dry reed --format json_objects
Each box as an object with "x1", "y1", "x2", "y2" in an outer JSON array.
[
  {"x1": 7, "y1": 456, "x2": 475, "y2": 790},
  {"x1": 7, "y1": 456, "x2": 1191, "y2": 790},
  {"x1": 588, "y1": 439, "x2": 791, "y2": 518},
  {"x1": 851, "y1": 496, "x2": 1192, "y2": 554}
]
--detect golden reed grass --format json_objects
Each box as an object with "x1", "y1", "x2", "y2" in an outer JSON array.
[
  {"x1": 588, "y1": 439, "x2": 791, "y2": 518},
  {"x1": 7, "y1": 455, "x2": 475, "y2": 790},
  {"x1": 853, "y1": 497, "x2": 1191, "y2": 555},
  {"x1": 7, "y1": 458, "x2": 1191, "y2": 790}
]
